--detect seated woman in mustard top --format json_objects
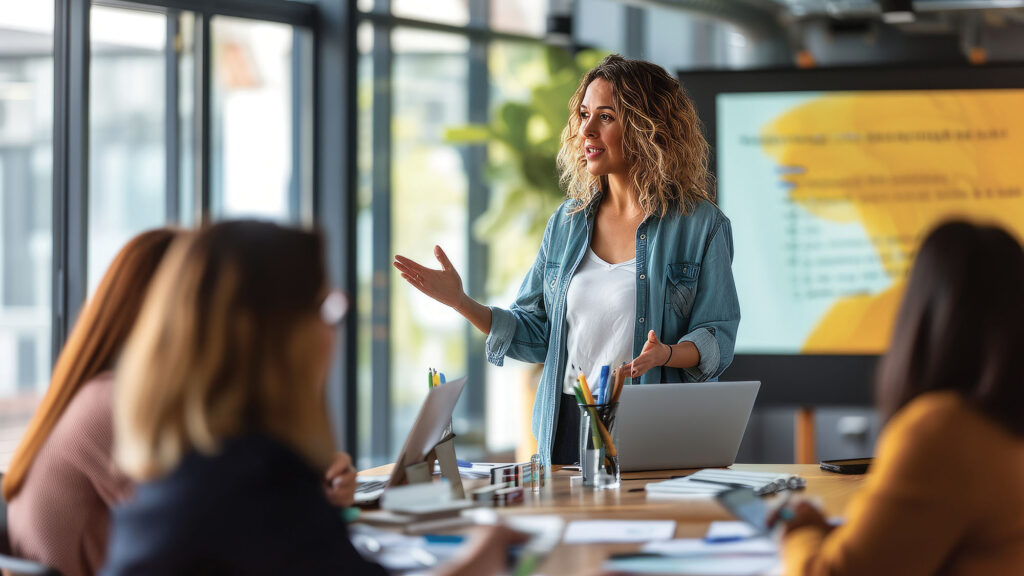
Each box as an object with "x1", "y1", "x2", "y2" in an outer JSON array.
[{"x1": 775, "y1": 221, "x2": 1024, "y2": 575}]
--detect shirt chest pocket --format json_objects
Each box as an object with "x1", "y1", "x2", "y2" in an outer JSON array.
[
  {"x1": 666, "y1": 262, "x2": 700, "y2": 319},
  {"x1": 544, "y1": 261, "x2": 561, "y2": 302}
]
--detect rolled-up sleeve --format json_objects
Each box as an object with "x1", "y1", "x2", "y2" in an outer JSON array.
[
  {"x1": 485, "y1": 306, "x2": 519, "y2": 366},
  {"x1": 678, "y1": 217, "x2": 740, "y2": 381},
  {"x1": 484, "y1": 213, "x2": 558, "y2": 367},
  {"x1": 680, "y1": 326, "x2": 721, "y2": 382}
]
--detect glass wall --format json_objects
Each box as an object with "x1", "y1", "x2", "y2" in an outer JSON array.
[
  {"x1": 89, "y1": 5, "x2": 167, "y2": 294},
  {"x1": 0, "y1": 0, "x2": 53, "y2": 467},
  {"x1": 356, "y1": 1, "x2": 571, "y2": 467},
  {"x1": 0, "y1": 0, "x2": 313, "y2": 467},
  {"x1": 211, "y1": 16, "x2": 300, "y2": 222},
  {"x1": 389, "y1": 28, "x2": 470, "y2": 457}
]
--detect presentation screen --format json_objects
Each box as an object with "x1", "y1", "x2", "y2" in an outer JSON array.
[
  {"x1": 680, "y1": 66, "x2": 1024, "y2": 404},
  {"x1": 720, "y1": 89, "x2": 1024, "y2": 354}
]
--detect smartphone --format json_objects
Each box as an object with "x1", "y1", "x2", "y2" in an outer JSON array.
[
  {"x1": 819, "y1": 457, "x2": 872, "y2": 474},
  {"x1": 714, "y1": 488, "x2": 768, "y2": 535}
]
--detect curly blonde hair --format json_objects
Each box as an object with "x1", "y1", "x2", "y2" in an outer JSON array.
[{"x1": 556, "y1": 54, "x2": 714, "y2": 217}]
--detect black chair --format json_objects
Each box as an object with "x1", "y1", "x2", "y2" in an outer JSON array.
[{"x1": 0, "y1": 473, "x2": 64, "y2": 576}]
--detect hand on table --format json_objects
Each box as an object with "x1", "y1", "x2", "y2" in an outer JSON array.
[
  {"x1": 437, "y1": 525, "x2": 529, "y2": 576},
  {"x1": 768, "y1": 499, "x2": 830, "y2": 536},
  {"x1": 323, "y1": 451, "x2": 356, "y2": 508},
  {"x1": 624, "y1": 330, "x2": 671, "y2": 378},
  {"x1": 393, "y1": 246, "x2": 467, "y2": 309}
]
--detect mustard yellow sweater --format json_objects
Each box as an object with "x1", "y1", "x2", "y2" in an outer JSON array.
[{"x1": 784, "y1": 391, "x2": 1024, "y2": 576}]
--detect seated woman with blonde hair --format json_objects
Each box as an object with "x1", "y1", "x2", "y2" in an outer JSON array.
[
  {"x1": 774, "y1": 221, "x2": 1024, "y2": 575},
  {"x1": 102, "y1": 220, "x2": 522, "y2": 575},
  {"x1": 4, "y1": 228, "x2": 359, "y2": 576}
]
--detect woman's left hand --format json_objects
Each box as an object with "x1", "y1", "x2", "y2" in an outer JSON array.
[
  {"x1": 323, "y1": 451, "x2": 356, "y2": 508},
  {"x1": 626, "y1": 330, "x2": 672, "y2": 378}
]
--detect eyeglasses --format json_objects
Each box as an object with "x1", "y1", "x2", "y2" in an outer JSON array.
[{"x1": 320, "y1": 289, "x2": 349, "y2": 326}]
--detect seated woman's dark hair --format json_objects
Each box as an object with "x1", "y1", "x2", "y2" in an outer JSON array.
[{"x1": 876, "y1": 220, "x2": 1024, "y2": 435}]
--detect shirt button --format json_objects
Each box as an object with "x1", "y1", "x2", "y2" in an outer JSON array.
[
  {"x1": 639, "y1": 317, "x2": 645, "y2": 323},
  {"x1": 639, "y1": 274, "x2": 646, "y2": 280},
  {"x1": 550, "y1": 280, "x2": 556, "y2": 287},
  {"x1": 640, "y1": 234, "x2": 646, "y2": 240}
]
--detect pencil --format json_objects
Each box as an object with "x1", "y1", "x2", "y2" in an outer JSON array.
[
  {"x1": 577, "y1": 372, "x2": 596, "y2": 405},
  {"x1": 611, "y1": 363, "x2": 626, "y2": 403},
  {"x1": 573, "y1": 385, "x2": 603, "y2": 449}
]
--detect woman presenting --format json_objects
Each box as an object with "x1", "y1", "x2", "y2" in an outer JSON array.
[{"x1": 394, "y1": 55, "x2": 740, "y2": 465}]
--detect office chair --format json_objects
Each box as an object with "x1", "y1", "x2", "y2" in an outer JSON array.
[{"x1": 0, "y1": 473, "x2": 64, "y2": 576}]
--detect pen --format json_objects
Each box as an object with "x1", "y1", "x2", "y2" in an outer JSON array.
[
  {"x1": 687, "y1": 478, "x2": 748, "y2": 489},
  {"x1": 456, "y1": 459, "x2": 472, "y2": 468},
  {"x1": 704, "y1": 535, "x2": 748, "y2": 543},
  {"x1": 775, "y1": 490, "x2": 796, "y2": 522},
  {"x1": 598, "y1": 365, "x2": 609, "y2": 404},
  {"x1": 432, "y1": 370, "x2": 440, "y2": 388},
  {"x1": 428, "y1": 368, "x2": 434, "y2": 391}
]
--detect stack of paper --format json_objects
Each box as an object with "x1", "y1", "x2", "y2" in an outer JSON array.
[
  {"x1": 602, "y1": 522, "x2": 780, "y2": 575},
  {"x1": 645, "y1": 469, "x2": 805, "y2": 498},
  {"x1": 563, "y1": 520, "x2": 677, "y2": 544}
]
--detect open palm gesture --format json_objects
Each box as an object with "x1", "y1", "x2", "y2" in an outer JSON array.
[
  {"x1": 393, "y1": 245, "x2": 466, "y2": 309},
  {"x1": 626, "y1": 330, "x2": 671, "y2": 378}
]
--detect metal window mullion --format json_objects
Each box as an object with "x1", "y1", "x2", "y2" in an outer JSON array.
[
  {"x1": 291, "y1": 28, "x2": 302, "y2": 223},
  {"x1": 314, "y1": 0, "x2": 359, "y2": 460},
  {"x1": 193, "y1": 12, "x2": 211, "y2": 224},
  {"x1": 93, "y1": 0, "x2": 315, "y2": 28},
  {"x1": 166, "y1": 11, "x2": 180, "y2": 224},
  {"x1": 356, "y1": 11, "x2": 539, "y2": 44},
  {"x1": 369, "y1": 18, "x2": 392, "y2": 463},
  {"x1": 625, "y1": 5, "x2": 646, "y2": 59},
  {"x1": 462, "y1": 0, "x2": 490, "y2": 448},
  {"x1": 291, "y1": 28, "x2": 316, "y2": 225},
  {"x1": 52, "y1": 0, "x2": 90, "y2": 361}
]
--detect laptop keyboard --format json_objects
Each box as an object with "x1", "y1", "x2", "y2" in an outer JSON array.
[{"x1": 356, "y1": 481, "x2": 386, "y2": 494}]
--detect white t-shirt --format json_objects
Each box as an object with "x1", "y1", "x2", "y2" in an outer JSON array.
[{"x1": 563, "y1": 247, "x2": 637, "y2": 395}]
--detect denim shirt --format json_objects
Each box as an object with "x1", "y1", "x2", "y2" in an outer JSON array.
[{"x1": 485, "y1": 196, "x2": 741, "y2": 464}]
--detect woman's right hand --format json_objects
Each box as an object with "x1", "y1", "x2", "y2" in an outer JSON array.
[
  {"x1": 393, "y1": 245, "x2": 466, "y2": 309},
  {"x1": 436, "y1": 525, "x2": 529, "y2": 576}
]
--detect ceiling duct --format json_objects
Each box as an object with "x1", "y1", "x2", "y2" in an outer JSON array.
[
  {"x1": 881, "y1": 0, "x2": 916, "y2": 22},
  {"x1": 619, "y1": 0, "x2": 788, "y2": 39}
]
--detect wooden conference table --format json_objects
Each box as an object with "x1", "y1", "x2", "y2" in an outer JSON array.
[{"x1": 358, "y1": 463, "x2": 867, "y2": 575}]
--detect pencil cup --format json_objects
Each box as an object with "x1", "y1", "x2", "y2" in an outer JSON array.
[{"x1": 577, "y1": 402, "x2": 620, "y2": 490}]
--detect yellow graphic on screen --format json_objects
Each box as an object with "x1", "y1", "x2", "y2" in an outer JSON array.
[{"x1": 760, "y1": 90, "x2": 1024, "y2": 353}]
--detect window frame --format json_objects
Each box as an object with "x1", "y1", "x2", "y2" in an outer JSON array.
[
  {"x1": 355, "y1": 0, "x2": 545, "y2": 467},
  {"x1": 50, "y1": 0, "x2": 353, "y2": 450}
]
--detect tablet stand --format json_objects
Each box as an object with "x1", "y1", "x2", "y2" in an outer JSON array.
[{"x1": 403, "y1": 432, "x2": 465, "y2": 499}]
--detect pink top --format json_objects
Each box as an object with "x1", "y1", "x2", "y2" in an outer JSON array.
[{"x1": 7, "y1": 373, "x2": 132, "y2": 576}]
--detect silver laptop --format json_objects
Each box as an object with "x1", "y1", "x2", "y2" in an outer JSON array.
[
  {"x1": 616, "y1": 381, "x2": 760, "y2": 472},
  {"x1": 355, "y1": 378, "x2": 465, "y2": 505}
]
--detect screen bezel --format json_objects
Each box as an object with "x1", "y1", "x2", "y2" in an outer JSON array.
[{"x1": 678, "y1": 63, "x2": 1024, "y2": 406}]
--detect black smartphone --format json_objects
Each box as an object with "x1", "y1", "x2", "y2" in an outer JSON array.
[
  {"x1": 714, "y1": 488, "x2": 768, "y2": 535},
  {"x1": 820, "y1": 457, "x2": 872, "y2": 474}
]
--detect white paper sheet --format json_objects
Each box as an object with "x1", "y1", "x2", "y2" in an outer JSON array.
[
  {"x1": 705, "y1": 520, "x2": 760, "y2": 541},
  {"x1": 604, "y1": 554, "x2": 780, "y2": 575},
  {"x1": 562, "y1": 520, "x2": 676, "y2": 544}
]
